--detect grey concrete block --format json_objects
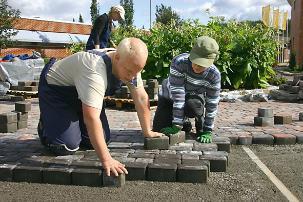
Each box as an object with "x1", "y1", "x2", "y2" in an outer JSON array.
[
  {"x1": 238, "y1": 135, "x2": 253, "y2": 145},
  {"x1": 102, "y1": 173, "x2": 125, "y2": 187},
  {"x1": 0, "y1": 112, "x2": 17, "y2": 123},
  {"x1": 168, "y1": 134, "x2": 179, "y2": 145},
  {"x1": 200, "y1": 155, "x2": 227, "y2": 172},
  {"x1": 13, "y1": 165, "x2": 42, "y2": 183},
  {"x1": 17, "y1": 120, "x2": 28, "y2": 129},
  {"x1": 213, "y1": 137, "x2": 231, "y2": 153},
  {"x1": 254, "y1": 117, "x2": 274, "y2": 127},
  {"x1": 135, "y1": 158, "x2": 154, "y2": 164},
  {"x1": 155, "y1": 154, "x2": 181, "y2": 160},
  {"x1": 252, "y1": 134, "x2": 274, "y2": 145},
  {"x1": 125, "y1": 162, "x2": 148, "y2": 181},
  {"x1": 0, "y1": 164, "x2": 16, "y2": 181},
  {"x1": 147, "y1": 163, "x2": 177, "y2": 182},
  {"x1": 177, "y1": 164, "x2": 208, "y2": 183},
  {"x1": 274, "y1": 115, "x2": 292, "y2": 124},
  {"x1": 43, "y1": 166, "x2": 73, "y2": 185},
  {"x1": 272, "y1": 134, "x2": 296, "y2": 145},
  {"x1": 129, "y1": 153, "x2": 155, "y2": 159},
  {"x1": 153, "y1": 158, "x2": 181, "y2": 164},
  {"x1": 0, "y1": 122, "x2": 17, "y2": 133},
  {"x1": 293, "y1": 134, "x2": 303, "y2": 144},
  {"x1": 72, "y1": 168, "x2": 102, "y2": 186},
  {"x1": 15, "y1": 101, "x2": 31, "y2": 113},
  {"x1": 10, "y1": 96, "x2": 25, "y2": 102},
  {"x1": 13, "y1": 111, "x2": 28, "y2": 121},
  {"x1": 257, "y1": 108, "x2": 273, "y2": 117},
  {"x1": 144, "y1": 136, "x2": 169, "y2": 150},
  {"x1": 193, "y1": 143, "x2": 218, "y2": 151},
  {"x1": 299, "y1": 112, "x2": 303, "y2": 121}
]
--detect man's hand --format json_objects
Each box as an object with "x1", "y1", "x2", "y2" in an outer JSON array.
[
  {"x1": 197, "y1": 131, "x2": 212, "y2": 143},
  {"x1": 102, "y1": 157, "x2": 128, "y2": 176},
  {"x1": 145, "y1": 130, "x2": 164, "y2": 138},
  {"x1": 160, "y1": 125, "x2": 181, "y2": 135}
]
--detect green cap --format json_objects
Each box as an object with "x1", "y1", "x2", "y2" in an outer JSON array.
[{"x1": 189, "y1": 36, "x2": 219, "y2": 68}]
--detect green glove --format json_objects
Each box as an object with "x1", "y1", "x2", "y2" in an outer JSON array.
[
  {"x1": 197, "y1": 131, "x2": 212, "y2": 143},
  {"x1": 160, "y1": 125, "x2": 181, "y2": 135}
]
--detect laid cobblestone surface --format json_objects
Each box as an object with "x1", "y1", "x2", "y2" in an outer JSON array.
[{"x1": 1, "y1": 98, "x2": 303, "y2": 186}]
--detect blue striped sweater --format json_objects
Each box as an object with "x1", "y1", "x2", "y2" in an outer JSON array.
[{"x1": 159, "y1": 53, "x2": 221, "y2": 131}]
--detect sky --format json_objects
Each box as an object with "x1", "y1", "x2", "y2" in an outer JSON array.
[{"x1": 8, "y1": 0, "x2": 291, "y2": 28}]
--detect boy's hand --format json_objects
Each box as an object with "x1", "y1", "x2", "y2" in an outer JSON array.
[
  {"x1": 160, "y1": 124, "x2": 181, "y2": 135},
  {"x1": 197, "y1": 131, "x2": 212, "y2": 143},
  {"x1": 102, "y1": 157, "x2": 128, "y2": 176}
]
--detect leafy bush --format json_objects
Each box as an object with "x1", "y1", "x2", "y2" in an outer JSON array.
[{"x1": 113, "y1": 17, "x2": 279, "y2": 90}]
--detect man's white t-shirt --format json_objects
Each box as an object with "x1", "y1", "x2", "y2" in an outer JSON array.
[{"x1": 46, "y1": 51, "x2": 143, "y2": 110}]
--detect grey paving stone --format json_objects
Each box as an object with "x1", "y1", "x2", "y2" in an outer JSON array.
[
  {"x1": 238, "y1": 135, "x2": 253, "y2": 145},
  {"x1": 10, "y1": 96, "x2": 24, "y2": 102},
  {"x1": 252, "y1": 134, "x2": 274, "y2": 145},
  {"x1": 72, "y1": 168, "x2": 102, "y2": 186},
  {"x1": 177, "y1": 151, "x2": 202, "y2": 155},
  {"x1": 213, "y1": 139, "x2": 231, "y2": 153},
  {"x1": 43, "y1": 158, "x2": 73, "y2": 167},
  {"x1": 147, "y1": 163, "x2": 177, "y2": 182},
  {"x1": 13, "y1": 165, "x2": 42, "y2": 183},
  {"x1": 169, "y1": 145, "x2": 192, "y2": 151},
  {"x1": 15, "y1": 102, "x2": 31, "y2": 113},
  {"x1": 12, "y1": 111, "x2": 28, "y2": 121},
  {"x1": 102, "y1": 173, "x2": 125, "y2": 187},
  {"x1": 17, "y1": 120, "x2": 27, "y2": 129},
  {"x1": 168, "y1": 134, "x2": 179, "y2": 145},
  {"x1": 200, "y1": 155, "x2": 227, "y2": 172},
  {"x1": 178, "y1": 131, "x2": 186, "y2": 143},
  {"x1": 55, "y1": 155, "x2": 84, "y2": 161},
  {"x1": 153, "y1": 158, "x2": 181, "y2": 164},
  {"x1": 135, "y1": 158, "x2": 154, "y2": 164},
  {"x1": 254, "y1": 117, "x2": 274, "y2": 127},
  {"x1": 160, "y1": 150, "x2": 177, "y2": 154},
  {"x1": 299, "y1": 112, "x2": 303, "y2": 121},
  {"x1": 155, "y1": 154, "x2": 181, "y2": 160},
  {"x1": 109, "y1": 149, "x2": 135, "y2": 154},
  {"x1": 125, "y1": 162, "x2": 148, "y2": 181},
  {"x1": 129, "y1": 153, "x2": 155, "y2": 159},
  {"x1": 177, "y1": 164, "x2": 208, "y2": 183},
  {"x1": 272, "y1": 134, "x2": 297, "y2": 145},
  {"x1": 0, "y1": 122, "x2": 17, "y2": 133},
  {"x1": 257, "y1": 108, "x2": 273, "y2": 118},
  {"x1": 144, "y1": 136, "x2": 169, "y2": 150},
  {"x1": 181, "y1": 154, "x2": 199, "y2": 160},
  {"x1": 135, "y1": 149, "x2": 160, "y2": 154},
  {"x1": 293, "y1": 134, "x2": 303, "y2": 144},
  {"x1": 274, "y1": 115, "x2": 292, "y2": 124},
  {"x1": 0, "y1": 164, "x2": 16, "y2": 181},
  {"x1": 0, "y1": 112, "x2": 17, "y2": 123},
  {"x1": 193, "y1": 143, "x2": 217, "y2": 151},
  {"x1": 69, "y1": 160, "x2": 102, "y2": 169},
  {"x1": 43, "y1": 166, "x2": 73, "y2": 185}
]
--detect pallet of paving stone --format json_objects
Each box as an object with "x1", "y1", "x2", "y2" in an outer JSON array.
[
  {"x1": 104, "y1": 96, "x2": 158, "y2": 109},
  {"x1": 6, "y1": 90, "x2": 38, "y2": 99}
]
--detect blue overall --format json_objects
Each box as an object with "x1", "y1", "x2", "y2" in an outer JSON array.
[
  {"x1": 38, "y1": 52, "x2": 122, "y2": 155},
  {"x1": 85, "y1": 14, "x2": 111, "y2": 50}
]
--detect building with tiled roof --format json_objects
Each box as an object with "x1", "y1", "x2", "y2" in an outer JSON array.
[{"x1": 0, "y1": 17, "x2": 92, "y2": 58}]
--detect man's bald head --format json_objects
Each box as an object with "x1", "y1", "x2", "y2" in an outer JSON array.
[{"x1": 116, "y1": 37, "x2": 148, "y2": 70}]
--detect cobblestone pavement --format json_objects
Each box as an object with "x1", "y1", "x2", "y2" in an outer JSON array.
[{"x1": 0, "y1": 99, "x2": 303, "y2": 187}]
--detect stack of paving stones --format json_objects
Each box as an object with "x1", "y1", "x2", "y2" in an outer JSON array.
[
  {"x1": 115, "y1": 85, "x2": 131, "y2": 99},
  {"x1": 270, "y1": 75, "x2": 303, "y2": 102},
  {"x1": 145, "y1": 79, "x2": 159, "y2": 100},
  {"x1": 10, "y1": 81, "x2": 39, "y2": 92},
  {"x1": 0, "y1": 101, "x2": 31, "y2": 132},
  {"x1": 252, "y1": 107, "x2": 297, "y2": 145}
]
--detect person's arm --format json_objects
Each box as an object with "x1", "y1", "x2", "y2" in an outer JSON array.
[
  {"x1": 204, "y1": 69, "x2": 221, "y2": 131},
  {"x1": 169, "y1": 58, "x2": 186, "y2": 127},
  {"x1": 92, "y1": 15, "x2": 107, "y2": 49},
  {"x1": 129, "y1": 86, "x2": 163, "y2": 138},
  {"x1": 82, "y1": 103, "x2": 128, "y2": 176}
]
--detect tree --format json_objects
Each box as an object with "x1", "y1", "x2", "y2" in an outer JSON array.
[
  {"x1": 0, "y1": 0, "x2": 20, "y2": 50},
  {"x1": 90, "y1": 0, "x2": 99, "y2": 23},
  {"x1": 155, "y1": 4, "x2": 182, "y2": 26},
  {"x1": 78, "y1": 14, "x2": 84, "y2": 23},
  {"x1": 120, "y1": 0, "x2": 134, "y2": 27}
]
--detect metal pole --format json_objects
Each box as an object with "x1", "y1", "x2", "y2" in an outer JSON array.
[{"x1": 150, "y1": 0, "x2": 151, "y2": 29}]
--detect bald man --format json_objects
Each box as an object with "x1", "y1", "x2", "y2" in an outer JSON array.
[{"x1": 38, "y1": 38, "x2": 163, "y2": 176}]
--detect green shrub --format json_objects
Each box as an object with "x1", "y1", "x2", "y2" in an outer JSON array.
[{"x1": 112, "y1": 17, "x2": 279, "y2": 90}]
